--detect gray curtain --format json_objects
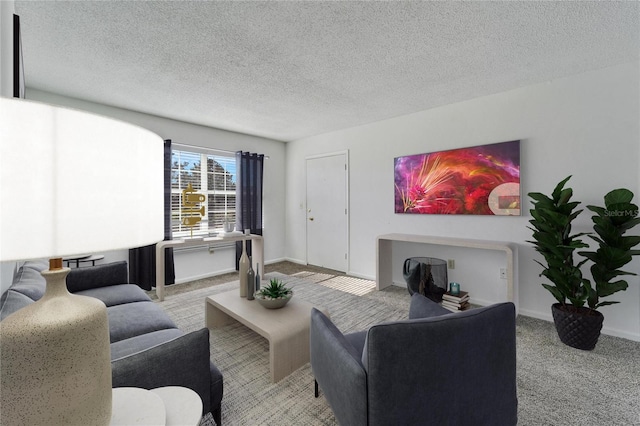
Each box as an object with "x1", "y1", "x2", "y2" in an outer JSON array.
[
  {"x1": 129, "y1": 140, "x2": 175, "y2": 290},
  {"x1": 235, "y1": 151, "x2": 264, "y2": 268}
]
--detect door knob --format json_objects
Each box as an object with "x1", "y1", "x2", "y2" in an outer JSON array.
[{"x1": 309, "y1": 217, "x2": 314, "y2": 221}]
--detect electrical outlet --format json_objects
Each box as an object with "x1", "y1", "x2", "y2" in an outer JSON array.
[
  {"x1": 499, "y1": 267, "x2": 507, "y2": 279},
  {"x1": 447, "y1": 259, "x2": 455, "y2": 269}
]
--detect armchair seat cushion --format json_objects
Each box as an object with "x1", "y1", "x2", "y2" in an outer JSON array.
[
  {"x1": 408, "y1": 292, "x2": 451, "y2": 319},
  {"x1": 344, "y1": 330, "x2": 367, "y2": 356},
  {"x1": 313, "y1": 307, "x2": 362, "y2": 364},
  {"x1": 311, "y1": 309, "x2": 368, "y2": 426}
]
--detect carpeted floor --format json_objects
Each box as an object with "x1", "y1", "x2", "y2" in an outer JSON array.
[{"x1": 154, "y1": 266, "x2": 640, "y2": 426}]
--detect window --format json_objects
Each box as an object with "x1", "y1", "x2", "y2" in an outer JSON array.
[{"x1": 171, "y1": 150, "x2": 236, "y2": 237}]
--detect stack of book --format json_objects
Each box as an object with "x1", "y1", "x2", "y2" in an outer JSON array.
[{"x1": 441, "y1": 291, "x2": 470, "y2": 312}]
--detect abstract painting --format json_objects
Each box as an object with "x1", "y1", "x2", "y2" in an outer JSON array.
[{"x1": 394, "y1": 140, "x2": 521, "y2": 215}]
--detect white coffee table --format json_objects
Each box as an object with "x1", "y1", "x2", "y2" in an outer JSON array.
[
  {"x1": 111, "y1": 386, "x2": 202, "y2": 426},
  {"x1": 205, "y1": 289, "x2": 329, "y2": 382}
]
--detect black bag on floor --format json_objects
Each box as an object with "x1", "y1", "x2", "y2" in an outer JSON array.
[{"x1": 402, "y1": 257, "x2": 447, "y2": 302}]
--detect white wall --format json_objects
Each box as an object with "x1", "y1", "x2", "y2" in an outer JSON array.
[
  {"x1": 24, "y1": 89, "x2": 287, "y2": 284},
  {"x1": 286, "y1": 62, "x2": 640, "y2": 341},
  {"x1": 0, "y1": 0, "x2": 14, "y2": 98},
  {"x1": 0, "y1": 0, "x2": 17, "y2": 292}
]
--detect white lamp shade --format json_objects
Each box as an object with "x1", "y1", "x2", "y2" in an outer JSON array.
[{"x1": 0, "y1": 98, "x2": 165, "y2": 261}]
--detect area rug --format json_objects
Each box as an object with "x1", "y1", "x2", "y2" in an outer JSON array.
[{"x1": 156, "y1": 272, "x2": 640, "y2": 426}]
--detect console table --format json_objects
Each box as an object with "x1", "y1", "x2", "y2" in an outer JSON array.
[
  {"x1": 155, "y1": 234, "x2": 264, "y2": 301},
  {"x1": 376, "y1": 233, "x2": 517, "y2": 308}
]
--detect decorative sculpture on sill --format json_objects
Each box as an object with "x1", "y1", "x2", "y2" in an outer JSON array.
[{"x1": 181, "y1": 183, "x2": 205, "y2": 237}]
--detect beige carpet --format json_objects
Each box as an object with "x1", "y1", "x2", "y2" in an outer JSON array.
[{"x1": 156, "y1": 272, "x2": 640, "y2": 426}]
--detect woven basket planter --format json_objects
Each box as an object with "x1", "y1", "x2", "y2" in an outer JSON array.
[{"x1": 551, "y1": 303, "x2": 604, "y2": 351}]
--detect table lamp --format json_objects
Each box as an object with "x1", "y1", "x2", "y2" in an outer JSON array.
[{"x1": 0, "y1": 98, "x2": 164, "y2": 425}]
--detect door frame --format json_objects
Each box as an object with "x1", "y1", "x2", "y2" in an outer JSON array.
[{"x1": 305, "y1": 150, "x2": 350, "y2": 273}]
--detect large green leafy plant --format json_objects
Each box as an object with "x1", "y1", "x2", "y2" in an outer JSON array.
[
  {"x1": 528, "y1": 176, "x2": 640, "y2": 311},
  {"x1": 528, "y1": 176, "x2": 590, "y2": 307},
  {"x1": 579, "y1": 188, "x2": 640, "y2": 309}
]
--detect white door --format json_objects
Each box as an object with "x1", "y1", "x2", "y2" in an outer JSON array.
[{"x1": 306, "y1": 152, "x2": 349, "y2": 272}]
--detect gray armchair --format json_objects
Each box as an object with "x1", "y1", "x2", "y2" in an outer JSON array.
[{"x1": 310, "y1": 293, "x2": 517, "y2": 426}]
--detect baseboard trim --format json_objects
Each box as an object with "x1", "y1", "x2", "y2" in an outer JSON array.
[
  {"x1": 347, "y1": 271, "x2": 374, "y2": 281},
  {"x1": 518, "y1": 308, "x2": 640, "y2": 342},
  {"x1": 174, "y1": 268, "x2": 237, "y2": 284},
  {"x1": 175, "y1": 258, "x2": 304, "y2": 284}
]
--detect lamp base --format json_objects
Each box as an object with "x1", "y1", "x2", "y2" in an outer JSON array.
[{"x1": 0, "y1": 264, "x2": 112, "y2": 425}]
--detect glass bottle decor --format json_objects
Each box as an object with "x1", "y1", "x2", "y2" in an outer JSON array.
[
  {"x1": 255, "y1": 263, "x2": 261, "y2": 292},
  {"x1": 239, "y1": 240, "x2": 249, "y2": 297},
  {"x1": 247, "y1": 258, "x2": 255, "y2": 300}
]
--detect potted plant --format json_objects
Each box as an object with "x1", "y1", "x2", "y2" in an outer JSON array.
[
  {"x1": 528, "y1": 176, "x2": 640, "y2": 350},
  {"x1": 255, "y1": 279, "x2": 293, "y2": 309}
]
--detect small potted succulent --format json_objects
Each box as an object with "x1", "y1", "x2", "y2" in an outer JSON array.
[{"x1": 255, "y1": 279, "x2": 293, "y2": 309}]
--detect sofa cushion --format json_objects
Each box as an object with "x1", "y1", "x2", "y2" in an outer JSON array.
[
  {"x1": 1, "y1": 260, "x2": 222, "y2": 417},
  {"x1": 67, "y1": 261, "x2": 129, "y2": 292},
  {"x1": 0, "y1": 290, "x2": 34, "y2": 321},
  {"x1": 110, "y1": 328, "x2": 184, "y2": 360},
  {"x1": 0, "y1": 261, "x2": 49, "y2": 320},
  {"x1": 7, "y1": 263, "x2": 47, "y2": 301},
  {"x1": 107, "y1": 301, "x2": 177, "y2": 343},
  {"x1": 21, "y1": 259, "x2": 49, "y2": 273},
  {"x1": 76, "y1": 284, "x2": 151, "y2": 307}
]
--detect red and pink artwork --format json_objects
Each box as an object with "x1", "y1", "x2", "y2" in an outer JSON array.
[{"x1": 394, "y1": 140, "x2": 521, "y2": 215}]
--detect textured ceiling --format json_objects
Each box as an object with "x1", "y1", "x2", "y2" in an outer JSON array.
[{"x1": 15, "y1": 1, "x2": 640, "y2": 142}]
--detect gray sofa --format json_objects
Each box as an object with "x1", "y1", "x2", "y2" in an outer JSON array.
[
  {"x1": 310, "y1": 293, "x2": 517, "y2": 426},
  {"x1": 0, "y1": 260, "x2": 223, "y2": 425}
]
